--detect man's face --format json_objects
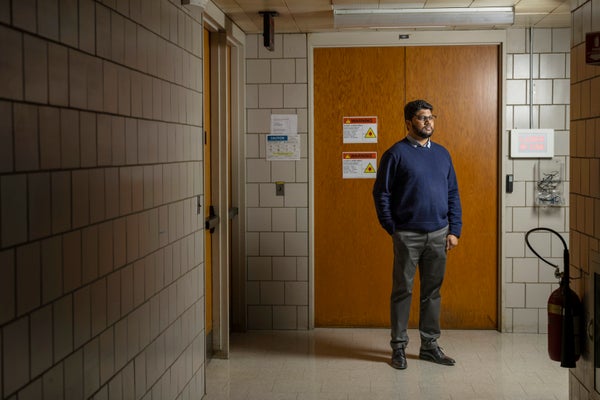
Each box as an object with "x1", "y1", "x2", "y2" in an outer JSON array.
[{"x1": 406, "y1": 109, "x2": 435, "y2": 140}]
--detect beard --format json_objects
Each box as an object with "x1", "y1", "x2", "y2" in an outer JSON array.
[{"x1": 414, "y1": 125, "x2": 434, "y2": 139}]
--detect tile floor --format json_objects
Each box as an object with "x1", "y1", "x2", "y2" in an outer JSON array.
[{"x1": 204, "y1": 328, "x2": 568, "y2": 400}]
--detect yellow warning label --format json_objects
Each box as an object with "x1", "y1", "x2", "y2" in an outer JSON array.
[
  {"x1": 364, "y1": 163, "x2": 376, "y2": 173},
  {"x1": 548, "y1": 304, "x2": 562, "y2": 315},
  {"x1": 364, "y1": 128, "x2": 376, "y2": 138}
]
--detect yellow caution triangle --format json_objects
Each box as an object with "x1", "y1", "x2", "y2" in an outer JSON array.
[
  {"x1": 364, "y1": 163, "x2": 376, "y2": 173},
  {"x1": 364, "y1": 127, "x2": 376, "y2": 138}
]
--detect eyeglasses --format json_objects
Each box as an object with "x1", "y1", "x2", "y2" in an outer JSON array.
[{"x1": 413, "y1": 115, "x2": 437, "y2": 122}]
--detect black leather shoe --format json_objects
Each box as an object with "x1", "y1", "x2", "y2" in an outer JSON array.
[
  {"x1": 391, "y1": 348, "x2": 407, "y2": 369},
  {"x1": 419, "y1": 347, "x2": 455, "y2": 366}
]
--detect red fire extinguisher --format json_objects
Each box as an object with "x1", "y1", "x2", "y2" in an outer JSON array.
[{"x1": 526, "y1": 228, "x2": 582, "y2": 368}]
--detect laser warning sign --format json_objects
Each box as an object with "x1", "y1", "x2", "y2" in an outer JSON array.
[
  {"x1": 343, "y1": 116, "x2": 378, "y2": 143},
  {"x1": 342, "y1": 152, "x2": 377, "y2": 179}
]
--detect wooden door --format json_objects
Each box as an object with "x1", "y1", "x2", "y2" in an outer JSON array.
[
  {"x1": 405, "y1": 46, "x2": 499, "y2": 329},
  {"x1": 314, "y1": 45, "x2": 498, "y2": 329},
  {"x1": 314, "y1": 47, "x2": 406, "y2": 327}
]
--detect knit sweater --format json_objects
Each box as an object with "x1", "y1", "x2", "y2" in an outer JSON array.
[{"x1": 372, "y1": 137, "x2": 462, "y2": 237}]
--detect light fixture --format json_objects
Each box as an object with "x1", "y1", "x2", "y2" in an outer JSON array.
[{"x1": 332, "y1": 7, "x2": 514, "y2": 29}]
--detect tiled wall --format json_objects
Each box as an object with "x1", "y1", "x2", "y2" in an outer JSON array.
[
  {"x1": 0, "y1": 0, "x2": 206, "y2": 398},
  {"x1": 504, "y1": 27, "x2": 572, "y2": 333},
  {"x1": 569, "y1": 1, "x2": 599, "y2": 398},
  {"x1": 243, "y1": 29, "x2": 573, "y2": 332},
  {"x1": 245, "y1": 34, "x2": 310, "y2": 329}
]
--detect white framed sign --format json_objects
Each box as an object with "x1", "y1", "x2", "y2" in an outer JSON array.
[
  {"x1": 342, "y1": 152, "x2": 377, "y2": 179},
  {"x1": 510, "y1": 129, "x2": 554, "y2": 158},
  {"x1": 343, "y1": 116, "x2": 378, "y2": 143}
]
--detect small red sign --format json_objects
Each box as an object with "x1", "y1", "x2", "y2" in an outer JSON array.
[
  {"x1": 344, "y1": 117, "x2": 377, "y2": 124},
  {"x1": 343, "y1": 152, "x2": 377, "y2": 159}
]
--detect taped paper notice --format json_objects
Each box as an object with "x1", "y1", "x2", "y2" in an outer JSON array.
[{"x1": 267, "y1": 134, "x2": 301, "y2": 161}]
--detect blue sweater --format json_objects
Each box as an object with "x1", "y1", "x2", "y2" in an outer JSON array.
[{"x1": 372, "y1": 138, "x2": 462, "y2": 237}]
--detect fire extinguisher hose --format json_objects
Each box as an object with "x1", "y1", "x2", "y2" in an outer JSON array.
[{"x1": 525, "y1": 227, "x2": 578, "y2": 368}]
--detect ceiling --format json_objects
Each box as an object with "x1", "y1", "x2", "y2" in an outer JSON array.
[{"x1": 209, "y1": 0, "x2": 572, "y2": 34}]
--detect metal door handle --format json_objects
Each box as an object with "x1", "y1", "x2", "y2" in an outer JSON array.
[{"x1": 205, "y1": 205, "x2": 219, "y2": 233}]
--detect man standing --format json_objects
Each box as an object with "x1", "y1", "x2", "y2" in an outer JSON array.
[{"x1": 372, "y1": 99, "x2": 462, "y2": 370}]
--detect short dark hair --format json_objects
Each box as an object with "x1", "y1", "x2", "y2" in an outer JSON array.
[{"x1": 404, "y1": 100, "x2": 433, "y2": 121}]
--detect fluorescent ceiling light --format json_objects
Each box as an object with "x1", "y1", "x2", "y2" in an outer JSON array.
[{"x1": 333, "y1": 7, "x2": 514, "y2": 28}]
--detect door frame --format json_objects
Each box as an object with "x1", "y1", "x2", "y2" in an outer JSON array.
[
  {"x1": 307, "y1": 30, "x2": 508, "y2": 330},
  {"x1": 203, "y1": 7, "x2": 246, "y2": 358}
]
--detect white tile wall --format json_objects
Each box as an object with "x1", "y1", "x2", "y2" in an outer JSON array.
[
  {"x1": 297, "y1": 257, "x2": 308, "y2": 281},
  {"x1": 513, "y1": 54, "x2": 531, "y2": 79},
  {"x1": 507, "y1": 79, "x2": 527, "y2": 105},
  {"x1": 259, "y1": 232, "x2": 285, "y2": 256},
  {"x1": 248, "y1": 256, "x2": 272, "y2": 281},
  {"x1": 247, "y1": 208, "x2": 272, "y2": 231},
  {"x1": 259, "y1": 84, "x2": 283, "y2": 108},
  {"x1": 533, "y1": 80, "x2": 552, "y2": 104},
  {"x1": 260, "y1": 281, "x2": 285, "y2": 304},
  {"x1": 247, "y1": 306, "x2": 272, "y2": 329},
  {"x1": 505, "y1": 27, "x2": 570, "y2": 333},
  {"x1": 247, "y1": 281, "x2": 260, "y2": 304},
  {"x1": 525, "y1": 283, "x2": 552, "y2": 308},
  {"x1": 247, "y1": 108, "x2": 272, "y2": 133},
  {"x1": 541, "y1": 105, "x2": 567, "y2": 129},
  {"x1": 273, "y1": 306, "x2": 297, "y2": 329},
  {"x1": 0, "y1": 0, "x2": 206, "y2": 398},
  {"x1": 539, "y1": 54, "x2": 566, "y2": 78},
  {"x1": 272, "y1": 208, "x2": 296, "y2": 232},
  {"x1": 283, "y1": 84, "x2": 308, "y2": 108},
  {"x1": 513, "y1": 257, "x2": 539, "y2": 282},
  {"x1": 553, "y1": 79, "x2": 570, "y2": 104},
  {"x1": 513, "y1": 308, "x2": 538, "y2": 332},
  {"x1": 245, "y1": 34, "x2": 309, "y2": 328},
  {"x1": 513, "y1": 207, "x2": 539, "y2": 231},
  {"x1": 259, "y1": 183, "x2": 284, "y2": 207},
  {"x1": 533, "y1": 28, "x2": 552, "y2": 52},
  {"x1": 272, "y1": 59, "x2": 296, "y2": 83},
  {"x1": 283, "y1": 184, "x2": 308, "y2": 207},
  {"x1": 271, "y1": 160, "x2": 296, "y2": 182},
  {"x1": 296, "y1": 59, "x2": 308, "y2": 83},
  {"x1": 284, "y1": 232, "x2": 308, "y2": 256},
  {"x1": 285, "y1": 282, "x2": 308, "y2": 305},
  {"x1": 272, "y1": 256, "x2": 297, "y2": 281},
  {"x1": 505, "y1": 283, "x2": 525, "y2": 308}
]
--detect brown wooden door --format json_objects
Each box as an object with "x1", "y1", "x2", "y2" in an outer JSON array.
[{"x1": 314, "y1": 45, "x2": 498, "y2": 329}]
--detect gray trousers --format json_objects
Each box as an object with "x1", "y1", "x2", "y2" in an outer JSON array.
[{"x1": 390, "y1": 226, "x2": 448, "y2": 350}]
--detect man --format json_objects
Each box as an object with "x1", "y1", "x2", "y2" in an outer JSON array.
[{"x1": 372, "y1": 99, "x2": 462, "y2": 370}]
